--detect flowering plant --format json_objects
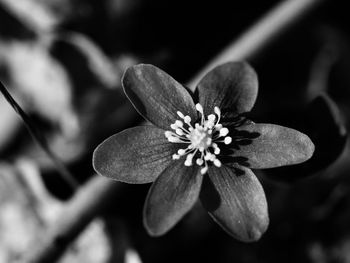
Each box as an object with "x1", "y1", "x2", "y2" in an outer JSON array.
[{"x1": 93, "y1": 62, "x2": 314, "y2": 242}]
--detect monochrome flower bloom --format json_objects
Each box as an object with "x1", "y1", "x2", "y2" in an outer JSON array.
[{"x1": 93, "y1": 62, "x2": 314, "y2": 241}]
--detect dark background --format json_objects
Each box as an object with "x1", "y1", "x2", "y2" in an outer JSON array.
[{"x1": 1, "y1": 0, "x2": 350, "y2": 262}]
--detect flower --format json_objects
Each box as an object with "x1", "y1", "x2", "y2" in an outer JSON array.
[{"x1": 93, "y1": 62, "x2": 314, "y2": 242}]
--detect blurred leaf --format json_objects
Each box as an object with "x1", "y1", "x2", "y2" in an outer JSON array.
[
  {"x1": 0, "y1": 0, "x2": 60, "y2": 33},
  {"x1": 266, "y1": 94, "x2": 347, "y2": 182},
  {"x1": 0, "y1": 40, "x2": 78, "y2": 138},
  {"x1": 50, "y1": 32, "x2": 120, "y2": 90},
  {"x1": 0, "y1": 94, "x2": 22, "y2": 151},
  {"x1": 0, "y1": 4, "x2": 36, "y2": 39}
]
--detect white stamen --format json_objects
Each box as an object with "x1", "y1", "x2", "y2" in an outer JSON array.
[
  {"x1": 215, "y1": 124, "x2": 223, "y2": 130},
  {"x1": 214, "y1": 159, "x2": 221, "y2": 167},
  {"x1": 177, "y1": 111, "x2": 185, "y2": 118},
  {"x1": 224, "y1": 137, "x2": 232, "y2": 144},
  {"x1": 176, "y1": 128, "x2": 184, "y2": 135},
  {"x1": 204, "y1": 152, "x2": 213, "y2": 161},
  {"x1": 219, "y1": 127, "x2": 229, "y2": 137},
  {"x1": 184, "y1": 116, "x2": 191, "y2": 124},
  {"x1": 214, "y1": 106, "x2": 220, "y2": 116},
  {"x1": 165, "y1": 103, "x2": 233, "y2": 174},
  {"x1": 184, "y1": 153, "x2": 194, "y2": 166},
  {"x1": 172, "y1": 154, "x2": 180, "y2": 160},
  {"x1": 175, "y1": 120, "x2": 183, "y2": 127},
  {"x1": 208, "y1": 114, "x2": 216, "y2": 122},
  {"x1": 165, "y1": 131, "x2": 172, "y2": 138},
  {"x1": 177, "y1": 149, "x2": 185, "y2": 155},
  {"x1": 196, "y1": 158, "x2": 204, "y2": 165},
  {"x1": 168, "y1": 136, "x2": 181, "y2": 143},
  {"x1": 213, "y1": 143, "x2": 220, "y2": 155},
  {"x1": 195, "y1": 103, "x2": 203, "y2": 113},
  {"x1": 200, "y1": 166, "x2": 208, "y2": 175}
]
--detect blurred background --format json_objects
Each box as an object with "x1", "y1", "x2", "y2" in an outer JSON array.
[{"x1": 1, "y1": 0, "x2": 350, "y2": 262}]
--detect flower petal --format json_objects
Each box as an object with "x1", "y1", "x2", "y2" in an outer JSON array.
[
  {"x1": 266, "y1": 94, "x2": 347, "y2": 182},
  {"x1": 196, "y1": 62, "x2": 258, "y2": 116},
  {"x1": 93, "y1": 126, "x2": 177, "y2": 184},
  {"x1": 143, "y1": 160, "x2": 202, "y2": 236},
  {"x1": 200, "y1": 165, "x2": 268, "y2": 242},
  {"x1": 230, "y1": 123, "x2": 315, "y2": 169},
  {"x1": 122, "y1": 64, "x2": 198, "y2": 130}
]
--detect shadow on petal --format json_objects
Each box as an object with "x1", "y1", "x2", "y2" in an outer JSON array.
[
  {"x1": 266, "y1": 94, "x2": 347, "y2": 182},
  {"x1": 220, "y1": 127, "x2": 261, "y2": 169},
  {"x1": 122, "y1": 64, "x2": 198, "y2": 130},
  {"x1": 230, "y1": 123, "x2": 314, "y2": 169},
  {"x1": 143, "y1": 160, "x2": 201, "y2": 236},
  {"x1": 196, "y1": 62, "x2": 258, "y2": 116},
  {"x1": 200, "y1": 165, "x2": 269, "y2": 242}
]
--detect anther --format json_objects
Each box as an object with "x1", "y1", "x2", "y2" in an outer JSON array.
[
  {"x1": 164, "y1": 131, "x2": 172, "y2": 138},
  {"x1": 195, "y1": 103, "x2": 203, "y2": 113},
  {"x1": 184, "y1": 154, "x2": 194, "y2": 166},
  {"x1": 172, "y1": 154, "x2": 180, "y2": 160},
  {"x1": 200, "y1": 166, "x2": 208, "y2": 175},
  {"x1": 178, "y1": 149, "x2": 186, "y2": 155},
  {"x1": 175, "y1": 120, "x2": 183, "y2": 127},
  {"x1": 176, "y1": 128, "x2": 184, "y2": 135},
  {"x1": 213, "y1": 159, "x2": 221, "y2": 167},
  {"x1": 184, "y1": 116, "x2": 191, "y2": 124},
  {"x1": 219, "y1": 127, "x2": 229, "y2": 137},
  {"x1": 177, "y1": 111, "x2": 185, "y2": 118},
  {"x1": 196, "y1": 158, "x2": 204, "y2": 165},
  {"x1": 214, "y1": 107, "x2": 220, "y2": 116},
  {"x1": 224, "y1": 137, "x2": 232, "y2": 144}
]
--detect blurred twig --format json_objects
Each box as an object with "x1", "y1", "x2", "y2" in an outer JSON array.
[
  {"x1": 189, "y1": 0, "x2": 325, "y2": 88},
  {"x1": 0, "y1": 80, "x2": 79, "y2": 189},
  {"x1": 25, "y1": 176, "x2": 121, "y2": 263},
  {"x1": 23, "y1": 0, "x2": 327, "y2": 262}
]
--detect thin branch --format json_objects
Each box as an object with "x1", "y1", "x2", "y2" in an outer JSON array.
[
  {"x1": 24, "y1": 177, "x2": 121, "y2": 263},
  {"x1": 188, "y1": 0, "x2": 325, "y2": 88},
  {"x1": 23, "y1": 0, "x2": 327, "y2": 262},
  {"x1": 0, "y1": 81, "x2": 79, "y2": 189}
]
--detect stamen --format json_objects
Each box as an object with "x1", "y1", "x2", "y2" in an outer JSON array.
[
  {"x1": 177, "y1": 111, "x2": 185, "y2": 118},
  {"x1": 212, "y1": 143, "x2": 220, "y2": 155},
  {"x1": 165, "y1": 103, "x2": 232, "y2": 174},
  {"x1": 214, "y1": 106, "x2": 220, "y2": 116},
  {"x1": 195, "y1": 103, "x2": 203, "y2": 113},
  {"x1": 200, "y1": 165, "x2": 208, "y2": 175},
  {"x1": 213, "y1": 159, "x2": 221, "y2": 167},
  {"x1": 215, "y1": 123, "x2": 223, "y2": 130},
  {"x1": 219, "y1": 127, "x2": 229, "y2": 137},
  {"x1": 214, "y1": 106, "x2": 221, "y2": 124},
  {"x1": 175, "y1": 120, "x2": 183, "y2": 127},
  {"x1": 224, "y1": 137, "x2": 232, "y2": 144},
  {"x1": 178, "y1": 149, "x2": 186, "y2": 155},
  {"x1": 168, "y1": 136, "x2": 181, "y2": 143},
  {"x1": 172, "y1": 154, "x2": 180, "y2": 160},
  {"x1": 196, "y1": 158, "x2": 204, "y2": 165},
  {"x1": 184, "y1": 153, "x2": 194, "y2": 166},
  {"x1": 175, "y1": 128, "x2": 184, "y2": 135},
  {"x1": 184, "y1": 116, "x2": 191, "y2": 124},
  {"x1": 164, "y1": 131, "x2": 172, "y2": 138}
]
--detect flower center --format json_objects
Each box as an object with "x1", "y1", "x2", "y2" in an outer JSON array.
[{"x1": 165, "y1": 103, "x2": 232, "y2": 174}]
